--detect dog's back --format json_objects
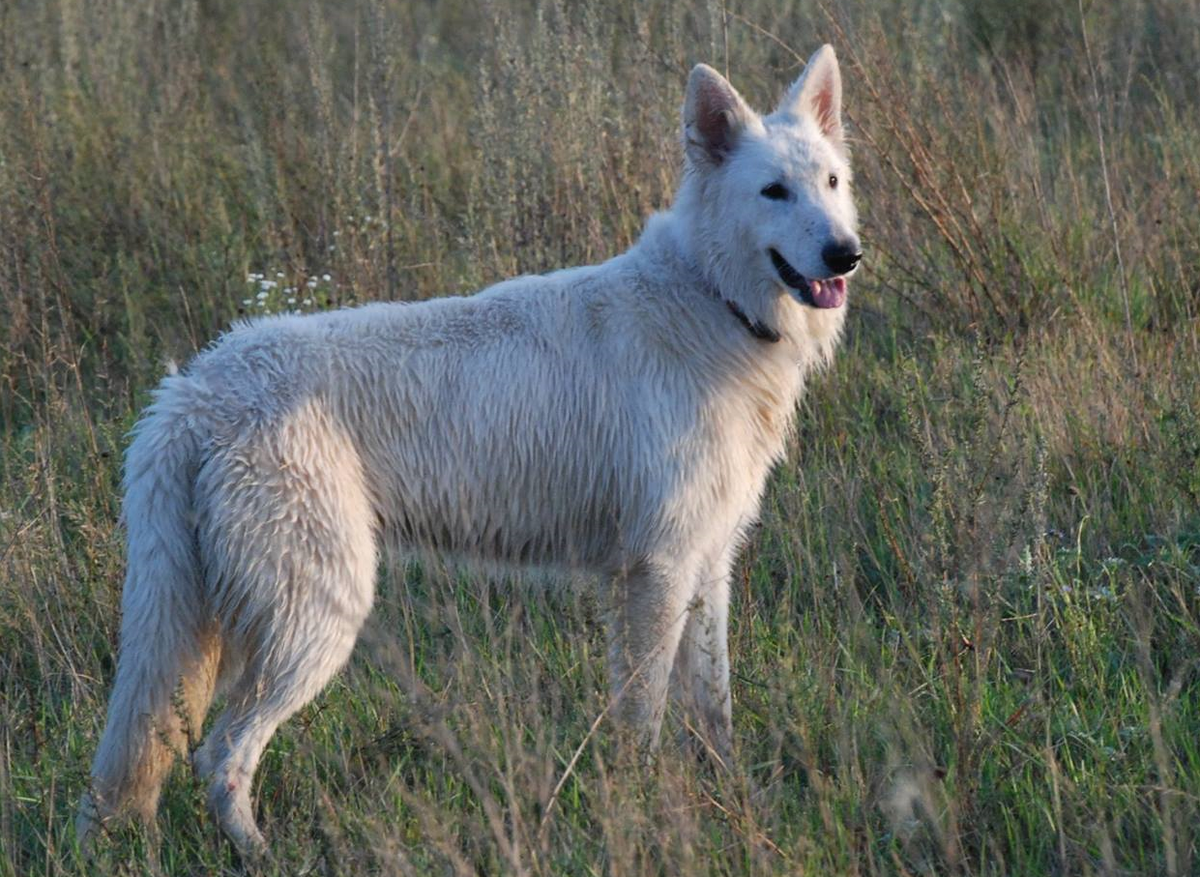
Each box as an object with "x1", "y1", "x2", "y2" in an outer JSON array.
[{"x1": 171, "y1": 244, "x2": 796, "y2": 572}]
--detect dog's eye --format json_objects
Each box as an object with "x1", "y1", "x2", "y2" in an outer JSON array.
[
  {"x1": 760, "y1": 183, "x2": 789, "y2": 200},
  {"x1": 828, "y1": 174, "x2": 839, "y2": 189}
]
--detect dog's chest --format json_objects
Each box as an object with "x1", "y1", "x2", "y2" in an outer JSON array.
[
  {"x1": 684, "y1": 366, "x2": 800, "y2": 509},
  {"x1": 728, "y1": 392, "x2": 793, "y2": 471}
]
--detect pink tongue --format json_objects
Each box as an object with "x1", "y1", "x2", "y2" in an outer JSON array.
[{"x1": 809, "y1": 276, "x2": 847, "y2": 308}]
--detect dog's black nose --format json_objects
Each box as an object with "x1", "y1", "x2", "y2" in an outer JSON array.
[{"x1": 822, "y1": 242, "x2": 862, "y2": 275}]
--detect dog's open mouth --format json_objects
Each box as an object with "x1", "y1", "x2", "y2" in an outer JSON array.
[{"x1": 769, "y1": 249, "x2": 847, "y2": 309}]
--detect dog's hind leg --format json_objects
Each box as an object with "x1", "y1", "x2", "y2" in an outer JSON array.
[
  {"x1": 193, "y1": 420, "x2": 377, "y2": 858},
  {"x1": 197, "y1": 546, "x2": 375, "y2": 856},
  {"x1": 197, "y1": 614, "x2": 368, "y2": 856},
  {"x1": 607, "y1": 558, "x2": 695, "y2": 750}
]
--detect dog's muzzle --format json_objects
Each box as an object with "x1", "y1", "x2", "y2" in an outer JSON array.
[{"x1": 769, "y1": 248, "x2": 848, "y2": 309}]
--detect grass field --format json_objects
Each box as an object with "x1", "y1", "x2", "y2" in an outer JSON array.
[{"x1": 2, "y1": 0, "x2": 1198, "y2": 873}]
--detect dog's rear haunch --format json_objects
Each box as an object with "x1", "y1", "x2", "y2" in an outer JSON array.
[{"x1": 78, "y1": 46, "x2": 860, "y2": 858}]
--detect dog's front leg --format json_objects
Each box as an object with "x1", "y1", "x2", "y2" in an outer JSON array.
[
  {"x1": 672, "y1": 562, "x2": 733, "y2": 765},
  {"x1": 606, "y1": 559, "x2": 694, "y2": 750}
]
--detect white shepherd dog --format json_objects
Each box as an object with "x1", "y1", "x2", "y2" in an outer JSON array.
[{"x1": 78, "y1": 45, "x2": 861, "y2": 856}]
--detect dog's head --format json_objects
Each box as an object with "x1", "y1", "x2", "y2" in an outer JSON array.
[{"x1": 681, "y1": 46, "x2": 860, "y2": 321}]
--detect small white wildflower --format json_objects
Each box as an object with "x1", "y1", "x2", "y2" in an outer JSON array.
[
  {"x1": 276, "y1": 272, "x2": 285, "y2": 279},
  {"x1": 257, "y1": 290, "x2": 269, "y2": 300},
  {"x1": 307, "y1": 279, "x2": 318, "y2": 288},
  {"x1": 332, "y1": 230, "x2": 340, "y2": 237},
  {"x1": 328, "y1": 245, "x2": 336, "y2": 252},
  {"x1": 322, "y1": 273, "x2": 332, "y2": 282},
  {"x1": 286, "y1": 297, "x2": 296, "y2": 305},
  {"x1": 303, "y1": 298, "x2": 313, "y2": 306},
  {"x1": 242, "y1": 299, "x2": 252, "y2": 306}
]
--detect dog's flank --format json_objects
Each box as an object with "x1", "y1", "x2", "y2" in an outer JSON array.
[{"x1": 77, "y1": 45, "x2": 861, "y2": 858}]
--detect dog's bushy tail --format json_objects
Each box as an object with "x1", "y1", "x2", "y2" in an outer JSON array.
[{"x1": 77, "y1": 381, "x2": 220, "y2": 844}]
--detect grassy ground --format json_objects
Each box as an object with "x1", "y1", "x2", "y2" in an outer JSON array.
[{"x1": 2, "y1": 0, "x2": 1198, "y2": 874}]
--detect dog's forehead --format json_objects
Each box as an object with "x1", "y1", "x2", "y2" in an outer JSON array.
[{"x1": 751, "y1": 115, "x2": 843, "y2": 174}]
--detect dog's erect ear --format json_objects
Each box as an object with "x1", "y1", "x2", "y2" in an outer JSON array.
[
  {"x1": 777, "y1": 44, "x2": 843, "y2": 145},
  {"x1": 683, "y1": 64, "x2": 755, "y2": 167}
]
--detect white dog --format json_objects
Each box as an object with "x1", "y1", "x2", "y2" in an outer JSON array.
[{"x1": 78, "y1": 45, "x2": 860, "y2": 856}]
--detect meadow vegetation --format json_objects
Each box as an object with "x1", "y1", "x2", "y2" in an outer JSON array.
[{"x1": 1, "y1": 0, "x2": 1198, "y2": 873}]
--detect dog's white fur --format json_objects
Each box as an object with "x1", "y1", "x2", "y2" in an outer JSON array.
[{"x1": 78, "y1": 46, "x2": 859, "y2": 856}]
